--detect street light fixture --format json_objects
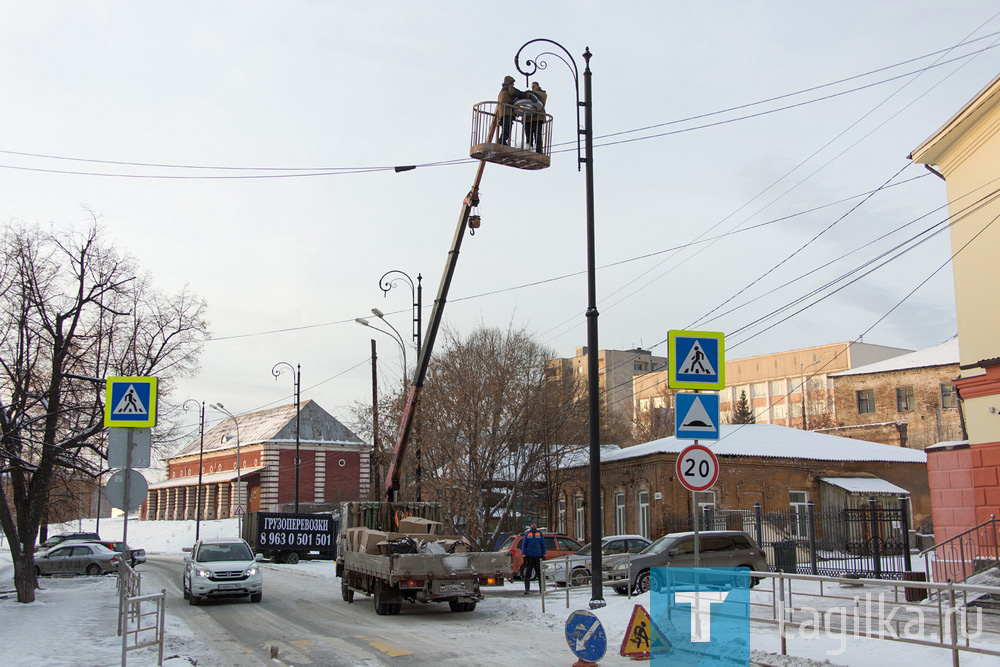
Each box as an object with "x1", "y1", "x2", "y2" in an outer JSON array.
[
  {"x1": 271, "y1": 362, "x2": 301, "y2": 513},
  {"x1": 377, "y1": 270, "x2": 424, "y2": 501},
  {"x1": 210, "y1": 403, "x2": 243, "y2": 535},
  {"x1": 356, "y1": 316, "x2": 407, "y2": 381},
  {"x1": 182, "y1": 399, "x2": 206, "y2": 540},
  {"x1": 515, "y1": 38, "x2": 603, "y2": 609}
]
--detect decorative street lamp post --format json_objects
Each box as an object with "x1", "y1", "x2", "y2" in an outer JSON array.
[
  {"x1": 378, "y1": 270, "x2": 423, "y2": 500},
  {"x1": 271, "y1": 362, "x2": 301, "y2": 513},
  {"x1": 515, "y1": 39, "x2": 604, "y2": 609},
  {"x1": 182, "y1": 399, "x2": 206, "y2": 540},
  {"x1": 211, "y1": 403, "x2": 242, "y2": 535}
]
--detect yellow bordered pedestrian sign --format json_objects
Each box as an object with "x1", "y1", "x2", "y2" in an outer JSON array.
[
  {"x1": 668, "y1": 330, "x2": 725, "y2": 390},
  {"x1": 104, "y1": 376, "x2": 158, "y2": 428},
  {"x1": 620, "y1": 603, "x2": 672, "y2": 659}
]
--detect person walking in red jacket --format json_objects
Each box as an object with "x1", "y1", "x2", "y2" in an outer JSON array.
[{"x1": 521, "y1": 522, "x2": 546, "y2": 595}]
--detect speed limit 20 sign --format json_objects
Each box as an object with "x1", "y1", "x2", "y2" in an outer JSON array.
[{"x1": 676, "y1": 444, "x2": 719, "y2": 492}]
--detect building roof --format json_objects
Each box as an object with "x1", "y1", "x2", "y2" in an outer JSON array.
[
  {"x1": 172, "y1": 400, "x2": 365, "y2": 459},
  {"x1": 819, "y1": 477, "x2": 909, "y2": 495},
  {"x1": 831, "y1": 337, "x2": 958, "y2": 377},
  {"x1": 148, "y1": 465, "x2": 266, "y2": 490},
  {"x1": 910, "y1": 73, "x2": 1000, "y2": 165},
  {"x1": 567, "y1": 424, "x2": 926, "y2": 466}
]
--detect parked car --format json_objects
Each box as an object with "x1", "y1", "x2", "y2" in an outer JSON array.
[
  {"x1": 35, "y1": 542, "x2": 120, "y2": 576},
  {"x1": 36, "y1": 532, "x2": 101, "y2": 551},
  {"x1": 544, "y1": 534, "x2": 651, "y2": 586},
  {"x1": 182, "y1": 538, "x2": 263, "y2": 605},
  {"x1": 498, "y1": 532, "x2": 583, "y2": 579},
  {"x1": 73, "y1": 540, "x2": 146, "y2": 568},
  {"x1": 611, "y1": 530, "x2": 769, "y2": 594}
]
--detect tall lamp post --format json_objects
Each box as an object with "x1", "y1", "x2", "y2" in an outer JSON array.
[
  {"x1": 515, "y1": 39, "x2": 603, "y2": 609},
  {"x1": 271, "y1": 362, "x2": 301, "y2": 513},
  {"x1": 356, "y1": 315, "x2": 408, "y2": 379},
  {"x1": 182, "y1": 400, "x2": 206, "y2": 540},
  {"x1": 211, "y1": 403, "x2": 242, "y2": 535},
  {"x1": 378, "y1": 270, "x2": 423, "y2": 500}
]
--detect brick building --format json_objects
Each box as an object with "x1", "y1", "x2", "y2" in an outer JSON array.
[
  {"x1": 141, "y1": 400, "x2": 370, "y2": 520},
  {"x1": 555, "y1": 424, "x2": 929, "y2": 543},
  {"x1": 824, "y1": 338, "x2": 963, "y2": 449},
  {"x1": 910, "y1": 74, "x2": 1000, "y2": 569}
]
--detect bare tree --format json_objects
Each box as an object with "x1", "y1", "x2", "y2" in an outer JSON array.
[
  {"x1": 411, "y1": 326, "x2": 588, "y2": 549},
  {"x1": 0, "y1": 222, "x2": 208, "y2": 602}
]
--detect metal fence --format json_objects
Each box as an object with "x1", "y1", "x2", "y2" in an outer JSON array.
[
  {"x1": 920, "y1": 514, "x2": 1000, "y2": 583},
  {"x1": 121, "y1": 589, "x2": 166, "y2": 666},
  {"x1": 664, "y1": 497, "x2": 914, "y2": 579}
]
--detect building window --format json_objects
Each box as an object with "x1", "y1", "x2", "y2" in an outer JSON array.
[
  {"x1": 856, "y1": 389, "x2": 875, "y2": 414},
  {"x1": 615, "y1": 493, "x2": 626, "y2": 534},
  {"x1": 574, "y1": 497, "x2": 585, "y2": 541},
  {"x1": 769, "y1": 379, "x2": 785, "y2": 395},
  {"x1": 941, "y1": 383, "x2": 958, "y2": 409},
  {"x1": 637, "y1": 491, "x2": 650, "y2": 539},
  {"x1": 789, "y1": 491, "x2": 809, "y2": 538},
  {"x1": 634, "y1": 363, "x2": 644, "y2": 371},
  {"x1": 896, "y1": 387, "x2": 915, "y2": 412},
  {"x1": 558, "y1": 498, "x2": 566, "y2": 534}
]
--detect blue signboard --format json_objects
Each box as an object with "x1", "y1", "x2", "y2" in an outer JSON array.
[
  {"x1": 565, "y1": 610, "x2": 607, "y2": 663},
  {"x1": 675, "y1": 393, "x2": 720, "y2": 440},
  {"x1": 104, "y1": 376, "x2": 158, "y2": 428},
  {"x1": 668, "y1": 330, "x2": 725, "y2": 390}
]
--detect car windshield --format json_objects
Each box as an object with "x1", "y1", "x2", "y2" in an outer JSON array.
[
  {"x1": 638, "y1": 535, "x2": 676, "y2": 555},
  {"x1": 575, "y1": 542, "x2": 593, "y2": 556},
  {"x1": 499, "y1": 535, "x2": 516, "y2": 551},
  {"x1": 196, "y1": 542, "x2": 253, "y2": 562}
]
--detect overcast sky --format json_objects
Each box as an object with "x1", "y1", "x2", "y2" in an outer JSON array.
[{"x1": 3, "y1": 2, "x2": 998, "y2": 465}]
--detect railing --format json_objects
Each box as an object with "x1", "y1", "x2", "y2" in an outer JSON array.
[
  {"x1": 470, "y1": 101, "x2": 552, "y2": 170},
  {"x1": 664, "y1": 497, "x2": 913, "y2": 579},
  {"x1": 920, "y1": 514, "x2": 999, "y2": 583},
  {"x1": 117, "y1": 561, "x2": 141, "y2": 637},
  {"x1": 121, "y1": 589, "x2": 166, "y2": 666}
]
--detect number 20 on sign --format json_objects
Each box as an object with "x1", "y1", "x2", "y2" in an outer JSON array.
[{"x1": 676, "y1": 444, "x2": 719, "y2": 492}]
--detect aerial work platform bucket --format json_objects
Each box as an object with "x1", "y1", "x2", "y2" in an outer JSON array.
[{"x1": 470, "y1": 101, "x2": 552, "y2": 170}]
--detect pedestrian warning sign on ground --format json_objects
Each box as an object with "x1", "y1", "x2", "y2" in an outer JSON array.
[
  {"x1": 668, "y1": 330, "x2": 725, "y2": 390},
  {"x1": 619, "y1": 603, "x2": 672, "y2": 659},
  {"x1": 104, "y1": 376, "x2": 158, "y2": 428}
]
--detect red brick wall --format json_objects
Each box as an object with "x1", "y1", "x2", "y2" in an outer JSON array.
[
  {"x1": 277, "y1": 450, "x2": 315, "y2": 504},
  {"x1": 927, "y1": 445, "x2": 976, "y2": 544},
  {"x1": 325, "y1": 451, "x2": 361, "y2": 503},
  {"x1": 167, "y1": 449, "x2": 261, "y2": 479}
]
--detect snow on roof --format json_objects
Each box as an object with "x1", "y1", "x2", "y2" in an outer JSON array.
[
  {"x1": 819, "y1": 477, "x2": 909, "y2": 494},
  {"x1": 566, "y1": 424, "x2": 926, "y2": 466},
  {"x1": 833, "y1": 337, "x2": 958, "y2": 377},
  {"x1": 172, "y1": 399, "x2": 365, "y2": 459},
  {"x1": 149, "y1": 465, "x2": 266, "y2": 490}
]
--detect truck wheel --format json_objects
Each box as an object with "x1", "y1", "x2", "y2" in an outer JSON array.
[
  {"x1": 389, "y1": 603, "x2": 402, "y2": 615},
  {"x1": 341, "y1": 579, "x2": 354, "y2": 603},
  {"x1": 464, "y1": 602, "x2": 477, "y2": 612},
  {"x1": 374, "y1": 583, "x2": 391, "y2": 615},
  {"x1": 285, "y1": 551, "x2": 300, "y2": 565},
  {"x1": 448, "y1": 600, "x2": 463, "y2": 612}
]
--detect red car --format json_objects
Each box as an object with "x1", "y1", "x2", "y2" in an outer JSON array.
[{"x1": 498, "y1": 532, "x2": 582, "y2": 578}]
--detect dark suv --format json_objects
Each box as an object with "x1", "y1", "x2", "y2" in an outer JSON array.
[
  {"x1": 611, "y1": 530, "x2": 770, "y2": 594},
  {"x1": 37, "y1": 532, "x2": 101, "y2": 551}
]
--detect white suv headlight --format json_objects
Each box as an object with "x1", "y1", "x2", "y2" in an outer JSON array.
[
  {"x1": 195, "y1": 568, "x2": 213, "y2": 578},
  {"x1": 245, "y1": 565, "x2": 259, "y2": 577}
]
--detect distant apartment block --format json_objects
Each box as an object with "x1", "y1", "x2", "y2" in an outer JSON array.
[{"x1": 545, "y1": 346, "x2": 667, "y2": 418}]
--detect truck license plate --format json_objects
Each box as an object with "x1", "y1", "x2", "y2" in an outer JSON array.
[
  {"x1": 439, "y1": 582, "x2": 466, "y2": 593},
  {"x1": 217, "y1": 583, "x2": 241, "y2": 590}
]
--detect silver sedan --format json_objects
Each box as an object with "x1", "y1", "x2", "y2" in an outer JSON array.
[
  {"x1": 544, "y1": 534, "x2": 651, "y2": 586},
  {"x1": 35, "y1": 542, "x2": 121, "y2": 576}
]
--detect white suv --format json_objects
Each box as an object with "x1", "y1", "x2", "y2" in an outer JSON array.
[{"x1": 183, "y1": 538, "x2": 263, "y2": 605}]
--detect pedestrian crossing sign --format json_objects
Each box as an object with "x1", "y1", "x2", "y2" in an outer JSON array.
[
  {"x1": 104, "y1": 376, "x2": 158, "y2": 427},
  {"x1": 668, "y1": 330, "x2": 725, "y2": 390},
  {"x1": 619, "y1": 603, "x2": 672, "y2": 658}
]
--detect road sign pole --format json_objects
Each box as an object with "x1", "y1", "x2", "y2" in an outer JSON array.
[
  {"x1": 693, "y1": 443, "x2": 700, "y2": 569},
  {"x1": 117, "y1": 427, "x2": 133, "y2": 637}
]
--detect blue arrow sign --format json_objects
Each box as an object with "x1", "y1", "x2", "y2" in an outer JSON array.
[
  {"x1": 675, "y1": 393, "x2": 720, "y2": 440},
  {"x1": 669, "y1": 330, "x2": 725, "y2": 390},
  {"x1": 565, "y1": 610, "x2": 607, "y2": 663}
]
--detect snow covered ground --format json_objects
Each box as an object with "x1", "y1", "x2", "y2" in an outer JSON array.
[{"x1": 2, "y1": 517, "x2": 999, "y2": 665}]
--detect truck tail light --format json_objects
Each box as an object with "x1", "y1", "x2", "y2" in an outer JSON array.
[
  {"x1": 481, "y1": 577, "x2": 499, "y2": 586},
  {"x1": 400, "y1": 579, "x2": 424, "y2": 589}
]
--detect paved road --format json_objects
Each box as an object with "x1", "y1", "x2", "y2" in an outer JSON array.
[{"x1": 142, "y1": 555, "x2": 502, "y2": 665}]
